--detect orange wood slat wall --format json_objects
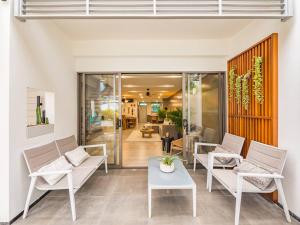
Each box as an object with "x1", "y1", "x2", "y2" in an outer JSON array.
[{"x1": 227, "y1": 33, "x2": 278, "y2": 161}]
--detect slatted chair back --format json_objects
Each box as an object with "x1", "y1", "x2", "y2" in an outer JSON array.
[
  {"x1": 23, "y1": 141, "x2": 60, "y2": 173},
  {"x1": 247, "y1": 141, "x2": 287, "y2": 174},
  {"x1": 56, "y1": 135, "x2": 78, "y2": 155},
  {"x1": 221, "y1": 133, "x2": 245, "y2": 154}
]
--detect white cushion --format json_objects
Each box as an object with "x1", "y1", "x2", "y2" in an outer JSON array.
[
  {"x1": 38, "y1": 156, "x2": 73, "y2": 186},
  {"x1": 213, "y1": 145, "x2": 234, "y2": 165},
  {"x1": 65, "y1": 146, "x2": 90, "y2": 167},
  {"x1": 233, "y1": 160, "x2": 273, "y2": 190}
]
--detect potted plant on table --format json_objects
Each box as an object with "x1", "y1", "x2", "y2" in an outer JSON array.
[{"x1": 160, "y1": 155, "x2": 178, "y2": 173}]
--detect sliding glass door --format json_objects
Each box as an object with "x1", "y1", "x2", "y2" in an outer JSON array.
[
  {"x1": 182, "y1": 73, "x2": 225, "y2": 163},
  {"x1": 79, "y1": 74, "x2": 122, "y2": 167}
]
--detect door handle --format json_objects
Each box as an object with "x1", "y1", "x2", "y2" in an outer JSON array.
[
  {"x1": 118, "y1": 119, "x2": 122, "y2": 128},
  {"x1": 183, "y1": 119, "x2": 188, "y2": 134}
]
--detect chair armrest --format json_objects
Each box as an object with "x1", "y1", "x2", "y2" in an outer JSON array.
[
  {"x1": 81, "y1": 144, "x2": 107, "y2": 156},
  {"x1": 237, "y1": 172, "x2": 284, "y2": 179},
  {"x1": 194, "y1": 142, "x2": 218, "y2": 154},
  {"x1": 30, "y1": 170, "x2": 72, "y2": 177}
]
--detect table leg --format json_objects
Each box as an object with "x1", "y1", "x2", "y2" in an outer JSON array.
[
  {"x1": 148, "y1": 187, "x2": 152, "y2": 218},
  {"x1": 193, "y1": 186, "x2": 196, "y2": 217}
]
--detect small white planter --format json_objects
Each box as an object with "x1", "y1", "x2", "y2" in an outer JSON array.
[{"x1": 160, "y1": 162, "x2": 175, "y2": 173}]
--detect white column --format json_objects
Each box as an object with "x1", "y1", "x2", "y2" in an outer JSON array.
[{"x1": 0, "y1": 1, "x2": 11, "y2": 223}]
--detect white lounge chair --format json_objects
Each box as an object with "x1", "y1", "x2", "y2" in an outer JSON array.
[
  {"x1": 193, "y1": 133, "x2": 245, "y2": 188},
  {"x1": 209, "y1": 141, "x2": 291, "y2": 225},
  {"x1": 23, "y1": 140, "x2": 107, "y2": 221}
]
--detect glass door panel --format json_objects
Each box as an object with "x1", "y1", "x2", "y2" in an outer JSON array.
[
  {"x1": 79, "y1": 74, "x2": 121, "y2": 166},
  {"x1": 183, "y1": 73, "x2": 225, "y2": 163}
]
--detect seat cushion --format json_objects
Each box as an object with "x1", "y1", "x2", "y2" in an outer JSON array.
[
  {"x1": 79, "y1": 156, "x2": 106, "y2": 169},
  {"x1": 195, "y1": 154, "x2": 236, "y2": 169},
  {"x1": 36, "y1": 166, "x2": 95, "y2": 190},
  {"x1": 212, "y1": 169, "x2": 276, "y2": 193}
]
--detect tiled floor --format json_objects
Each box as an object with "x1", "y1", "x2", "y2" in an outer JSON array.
[
  {"x1": 122, "y1": 125, "x2": 163, "y2": 167},
  {"x1": 15, "y1": 169, "x2": 298, "y2": 225}
]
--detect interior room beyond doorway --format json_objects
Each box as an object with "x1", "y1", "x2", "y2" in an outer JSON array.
[{"x1": 121, "y1": 74, "x2": 183, "y2": 167}]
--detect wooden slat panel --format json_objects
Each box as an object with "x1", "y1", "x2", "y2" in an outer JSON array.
[{"x1": 227, "y1": 33, "x2": 278, "y2": 201}]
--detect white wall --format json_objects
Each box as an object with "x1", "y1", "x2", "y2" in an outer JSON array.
[
  {"x1": 0, "y1": 1, "x2": 11, "y2": 222},
  {"x1": 229, "y1": 3, "x2": 300, "y2": 217},
  {"x1": 73, "y1": 39, "x2": 229, "y2": 72},
  {"x1": 7, "y1": 2, "x2": 77, "y2": 220}
]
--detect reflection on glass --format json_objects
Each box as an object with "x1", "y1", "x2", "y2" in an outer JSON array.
[
  {"x1": 82, "y1": 75, "x2": 120, "y2": 165},
  {"x1": 185, "y1": 74, "x2": 224, "y2": 162}
]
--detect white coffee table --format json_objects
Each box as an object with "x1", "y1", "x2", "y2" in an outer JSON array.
[{"x1": 148, "y1": 157, "x2": 196, "y2": 218}]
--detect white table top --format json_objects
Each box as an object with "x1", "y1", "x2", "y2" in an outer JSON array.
[{"x1": 148, "y1": 157, "x2": 196, "y2": 189}]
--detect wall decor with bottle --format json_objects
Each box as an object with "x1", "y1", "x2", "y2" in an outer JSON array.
[{"x1": 26, "y1": 88, "x2": 55, "y2": 138}]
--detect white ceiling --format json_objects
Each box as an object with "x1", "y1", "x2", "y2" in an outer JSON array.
[
  {"x1": 54, "y1": 19, "x2": 252, "y2": 40},
  {"x1": 121, "y1": 74, "x2": 182, "y2": 101}
]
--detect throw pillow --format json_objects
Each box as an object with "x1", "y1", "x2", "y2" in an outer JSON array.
[
  {"x1": 38, "y1": 156, "x2": 73, "y2": 185},
  {"x1": 65, "y1": 146, "x2": 90, "y2": 167}
]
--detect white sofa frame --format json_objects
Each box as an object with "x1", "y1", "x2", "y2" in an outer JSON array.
[
  {"x1": 23, "y1": 140, "x2": 107, "y2": 221},
  {"x1": 209, "y1": 141, "x2": 291, "y2": 225}
]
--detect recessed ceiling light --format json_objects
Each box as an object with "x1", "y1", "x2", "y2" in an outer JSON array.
[
  {"x1": 123, "y1": 85, "x2": 174, "y2": 88},
  {"x1": 154, "y1": 90, "x2": 168, "y2": 93},
  {"x1": 167, "y1": 75, "x2": 182, "y2": 78}
]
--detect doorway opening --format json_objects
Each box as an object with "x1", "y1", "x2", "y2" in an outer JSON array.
[
  {"x1": 121, "y1": 74, "x2": 183, "y2": 167},
  {"x1": 78, "y1": 72, "x2": 225, "y2": 168}
]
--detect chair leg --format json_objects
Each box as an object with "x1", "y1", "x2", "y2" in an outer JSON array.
[
  {"x1": 208, "y1": 170, "x2": 213, "y2": 192},
  {"x1": 206, "y1": 170, "x2": 209, "y2": 190},
  {"x1": 235, "y1": 191, "x2": 242, "y2": 225},
  {"x1": 275, "y1": 178, "x2": 291, "y2": 222},
  {"x1": 104, "y1": 157, "x2": 108, "y2": 174},
  {"x1": 23, "y1": 177, "x2": 37, "y2": 219},
  {"x1": 193, "y1": 155, "x2": 197, "y2": 172},
  {"x1": 67, "y1": 173, "x2": 76, "y2": 221},
  {"x1": 235, "y1": 177, "x2": 243, "y2": 225}
]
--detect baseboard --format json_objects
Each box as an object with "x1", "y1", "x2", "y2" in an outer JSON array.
[
  {"x1": 277, "y1": 203, "x2": 300, "y2": 222},
  {"x1": 6, "y1": 191, "x2": 50, "y2": 225}
]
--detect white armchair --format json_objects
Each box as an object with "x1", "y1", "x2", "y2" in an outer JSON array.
[
  {"x1": 193, "y1": 133, "x2": 245, "y2": 188},
  {"x1": 210, "y1": 141, "x2": 291, "y2": 225}
]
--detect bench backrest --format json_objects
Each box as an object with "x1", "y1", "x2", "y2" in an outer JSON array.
[
  {"x1": 221, "y1": 133, "x2": 245, "y2": 154},
  {"x1": 23, "y1": 141, "x2": 60, "y2": 173},
  {"x1": 56, "y1": 135, "x2": 78, "y2": 155},
  {"x1": 247, "y1": 141, "x2": 287, "y2": 174}
]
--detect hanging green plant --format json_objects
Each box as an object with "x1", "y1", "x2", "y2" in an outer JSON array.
[
  {"x1": 228, "y1": 67, "x2": 236, "y2": 101},
  {"x1": 235, "y1": 75, "x2": 242, "y2": 105},
  {"x1": 242, "y1": 72, "x2": 251, "y2": 110},
  {"x1": 253, "y1": 56, "x2": 264, "y2": 104}
]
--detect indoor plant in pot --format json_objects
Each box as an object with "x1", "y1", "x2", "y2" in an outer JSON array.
[
  {"x1": 160, "y1": 155, "x2": 178, "y2": 173},
  {"x1": 168, "y1": 108, "x2": 183, "y2": 138}
]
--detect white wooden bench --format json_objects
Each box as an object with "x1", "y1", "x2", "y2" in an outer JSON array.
[{"x1": 23, "y1": 138, "x2": 107, "y2": 221}]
